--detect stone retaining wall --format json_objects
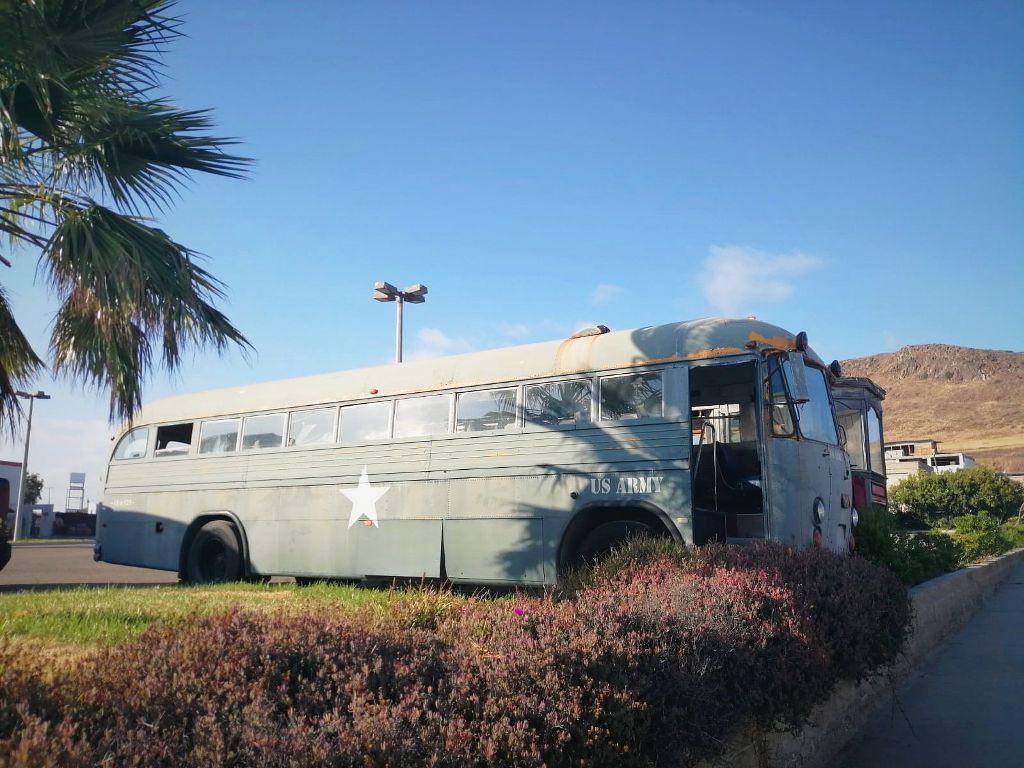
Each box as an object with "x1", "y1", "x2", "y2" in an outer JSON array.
[{"x1": 701, "y1": 548, "x2": 1024, "y2": 768}]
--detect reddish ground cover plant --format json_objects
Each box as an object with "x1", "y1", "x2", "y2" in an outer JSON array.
[{"x1": 0, "y1": 542, "x2": 910, "y2": 768}]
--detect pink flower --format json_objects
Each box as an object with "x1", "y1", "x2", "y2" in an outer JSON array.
[{"x1": 513, "y1": 606, "x2": 526, "y2": 617}]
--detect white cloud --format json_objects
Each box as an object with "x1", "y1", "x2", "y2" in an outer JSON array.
[
  {"x1": 497, "y1": 322, "x2": 530, "y2": 340},
  {"x1": 590, "y1": 283, "x2": 623, "y2": 306},
  {"x1": 699, "y1": 245, "x2": 824, "y2": 316},
  {"x1": 407, "y1": 327, "x2": 474, "y2": 360}
]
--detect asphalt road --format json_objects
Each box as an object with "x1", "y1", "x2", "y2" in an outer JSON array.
[{"x1": 0, "y1": 541, "x2": 179, "y2": 591}]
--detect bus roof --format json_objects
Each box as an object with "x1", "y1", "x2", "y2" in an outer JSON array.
[
  {"x1": 129, "y1": 317, "x2": 819, "y2": 428},
  {"x1": 833, "y1": 376, "x2": 887, "y2": 401}
]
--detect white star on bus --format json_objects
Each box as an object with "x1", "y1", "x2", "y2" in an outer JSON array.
[{"x1": 342, "y1": 466, "x2": 389, "y2": 528}]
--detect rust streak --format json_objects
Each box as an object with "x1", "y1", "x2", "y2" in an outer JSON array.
[{"x1": 747, "y1": 331, "x2": 793, "y2": 350}]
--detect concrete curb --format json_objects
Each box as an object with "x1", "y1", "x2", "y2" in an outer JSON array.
[{"x1": 700, "y1": 548, "x2": 1024, "y2": 768}]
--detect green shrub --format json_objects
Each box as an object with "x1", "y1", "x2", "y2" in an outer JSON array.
[
  {"x1": 0, "y1": 542, "x2": 911, "y2": 768},
  {"x1": 950, "y1": 512, "x2": 1013, "y2": 564},
  {"x1": 1002, "y1": 520, "x2": 1024, "y2": 549},
  {"x1": 854, "y1": 506, "x2": 962, "y2": 585},
  {"x1": 890, "y1": 466, "x2": 1024, "y2": 525}
]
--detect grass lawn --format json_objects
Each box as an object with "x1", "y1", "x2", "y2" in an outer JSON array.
[{"x1": 0, "y1": 581, "x2": 470, "y2": 651}]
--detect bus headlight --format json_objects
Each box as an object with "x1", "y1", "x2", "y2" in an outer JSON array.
[
  {"x1": 851, "y1": 508, "x2": 859, "y2": 528},
  {"x1": 813, "y1": 498, "x2": 825, "y2": 525}
]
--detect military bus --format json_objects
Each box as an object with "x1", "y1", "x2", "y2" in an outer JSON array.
[{"x1": 95, "y1": 317, "x2": 857, "y2": 585}]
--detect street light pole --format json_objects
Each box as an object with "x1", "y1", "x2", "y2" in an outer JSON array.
[
  {"x1": 11, "y1": 390, "x2": 49, "y2": 542},
  {"x1": 373, "y1": 281, "x2": 427, "y2": 363},
  {"x1": 395, "y1": 294, "x2": 404, "y2": 364}
]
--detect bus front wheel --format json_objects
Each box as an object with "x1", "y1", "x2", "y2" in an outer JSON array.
[
  {"x1": 184, "y1": 520, "x2": 243, "y2": 584},
  {"x1": 574, "y1": 519, "x2": 657, "y2": 566}
]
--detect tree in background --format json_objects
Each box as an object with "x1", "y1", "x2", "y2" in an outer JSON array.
[
  {"x1": 891, "y1": 466, "x2": 1024, "y2": 524},
  {"x1": 21, "y1": 470, "x2": 41, "y2": 505},
  {"x1": 0, "y1": 0, "x2": 251, "y2": 430}
]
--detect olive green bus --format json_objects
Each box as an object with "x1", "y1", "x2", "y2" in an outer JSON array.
[{"x1": 96, "y1": 317, "x2": 856, "y2": 584}]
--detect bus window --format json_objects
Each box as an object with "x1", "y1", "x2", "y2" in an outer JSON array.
[
  {"x1": 154, "y1": 423, "x2": 193, "y2": 457},
  {"x1": 199, "y1": 419, "x2": 239, "y2": 454},
  {"x1": 767, "y1": 358, "x2": 795, "y2": 436},
  {"x1": 113, "y1": 427, "x2": 149, "y2": 460},
  {"x1": 241, "y1": 413, "x2": 285, "y2": 450},
  {"x1": 394, "y1": 394, "x2": 451, "y2": 438},
  {"x1": 599, "y1": 372, "x2": 663, "y2": 421},
  {"x1": 837, "y1": 406, "x2": 866, "y2": 469},
  {"x1": 456, "y1": 388, "x2": 517, "y2": 432},
  {"x1": 524, "y1": 379, "x2": 591, "y2": 426},
  {"x1": 692, "y1": 404, "x2": 742, "y2": 444},
  {"x1": 786, "y1": 362, "x2": 838, "y2": 444},
  {"x1": 340, "y1": 402, "x2": 390, "y2": 442},
  {"x1": 288, "y1": 407, "x2": 336, "y2": 446},
  {"x1": 867, "y1": 407, "x2": 884, "y2": 473}
]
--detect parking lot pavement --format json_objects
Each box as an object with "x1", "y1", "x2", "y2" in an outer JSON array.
[{"x1": 0, "y1": 542, "x2": 179, "y2": 590}]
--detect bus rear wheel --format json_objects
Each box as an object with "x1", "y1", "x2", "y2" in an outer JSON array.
[
  {"x1": 574, "y1": 519, "x2": 657, "y2": 566},
  {"x1": 184, "y1": 520, "x2": 243, "y2": 584}
]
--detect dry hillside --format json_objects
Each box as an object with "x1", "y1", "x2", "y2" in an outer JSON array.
[{"x1": 842, "y1": 344, "x2": 1024, "y2": 472}]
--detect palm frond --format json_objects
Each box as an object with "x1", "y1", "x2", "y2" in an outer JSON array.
[
  {"x1": 68, "y1": 99, "x2": 251, "y2": 212},
  {"x1": 0, "y1": 0, "x2": 184, "y2": 157},
  {"x1": 0, "y1": 282, "x2": 44, "y2": 435},
  {"x1": 0, "y1": 1, "x2": 252, "y2": 427},
  {"x1": 45, "y1": 202, "x2": 251, "y2": 421}
]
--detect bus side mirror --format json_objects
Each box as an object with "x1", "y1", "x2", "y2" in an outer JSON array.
[{"x1": 786, "y1": 352, "x2": 810, "y2": 403}]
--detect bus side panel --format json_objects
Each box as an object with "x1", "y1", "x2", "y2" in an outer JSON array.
[
  {"x1": 102, "y1": 453, "x2": 249, "y2": 572},
  {"x1": 440, "y1": 421, "x2": 692, "y2": 583},
  {"x1": 352, "y1": 479, "x2": 445, "y2": 578},
  {"x1": 98, "y1": 505, "x2": 182, "y2": 571},
  {"x1": 443, "y1": 517, "x2": 546, "y2": 582},
  {"x1": 243, "y1": 484, "x2": 356, "y2": 578},
  {"x1": 242, "y1": 443, "x2": 441, "y2": 578}
]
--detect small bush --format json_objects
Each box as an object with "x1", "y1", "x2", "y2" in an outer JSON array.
[
  {"x1": 950, "y1": 512, "x2": 1013, "y2": 564},
  {"x1": 0, "y1": 542, "x2": 911, "y2": 768},
  {"x1": 890, "y1": 466, "x2": 1024, "y2": 525},
  {"x1": 1002, "y1": 520, "x2": 1024, "y2": 549},
  {"x1": 855, "y1": 506, "x2": 962, "y2": 585}
]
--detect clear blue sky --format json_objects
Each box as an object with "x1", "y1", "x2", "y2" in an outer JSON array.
[{"x1": 3, "y1": 0, "x2": 1022, "y2": 504}]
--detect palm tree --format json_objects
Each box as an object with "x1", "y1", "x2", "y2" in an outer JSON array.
[{"x1": 0, "y1": 0, "x2": 251, "y2": 429}]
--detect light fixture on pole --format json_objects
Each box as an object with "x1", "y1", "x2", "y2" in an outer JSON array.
[
  {"x1": 373, "y1": 281, "x2": 428, "y2": 363},
  {"x1": 12, "y1": 390, "x2": 50, "y2": 542}
]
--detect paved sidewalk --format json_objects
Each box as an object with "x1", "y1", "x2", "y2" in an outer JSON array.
[{"x1": 836, "y1": 562, "x2": 1024, "y2": 767}]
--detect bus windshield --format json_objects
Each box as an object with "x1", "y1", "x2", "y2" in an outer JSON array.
[{"x1": 782, "y1": 359, "x2": 838, "y2": 444}]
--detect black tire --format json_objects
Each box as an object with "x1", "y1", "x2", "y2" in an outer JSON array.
[
  {"x1": 0, "y1": 539, "x2": 10, "y2": 572},
  {"x1": 184, "y1": 520, "x2": 243, "y2": 584},
  {"x1": 574, "y1": 519, "x2": 657, "y2": 566}
]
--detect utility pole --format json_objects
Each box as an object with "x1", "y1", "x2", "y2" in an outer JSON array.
[
  {"x1": 373, "y1": 282, "x2": 428, "y2": 363},
  {"x1": 12, "y1": 390, "x2": 49, "y2": 542}
]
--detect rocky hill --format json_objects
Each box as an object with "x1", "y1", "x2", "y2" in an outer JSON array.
[{"x1": 842, "y1": 344, "x2": 1024, "y2": 472}]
